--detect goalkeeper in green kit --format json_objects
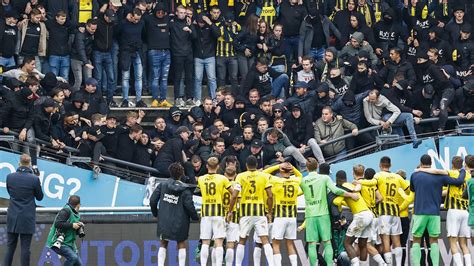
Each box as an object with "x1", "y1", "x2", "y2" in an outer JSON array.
[{"x1": 299, "y1": 158, "x2": 360, "y2": 266}]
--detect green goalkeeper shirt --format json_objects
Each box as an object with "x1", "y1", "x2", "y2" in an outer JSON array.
[{"x1": 300, "y1": 172, "x2": 345, "y2": 217}]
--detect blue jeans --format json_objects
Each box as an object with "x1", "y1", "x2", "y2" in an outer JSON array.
[
  {"x1": 122, "y1": 52, "x2": 143, "y2": 102},
  {"x1": 111, "y1": 40, "x2": 119, "y2": 84},
  {"x1": 284, "y1": 36, "x2": 299, "y2": 64},
  {"x1": 309, "y1": 47, "x2": 325, "y2": 62},
  {"x1": 54, "y1": 245, "x2": 82, "y2": 266},
  {"x1": 194, "y1": 56, "x2": 217, "y2": 100},
  {"x1": 271, "y1": 73, "x2": 289, "y2": 98},
  {"x1": 0, "y1": 56, "x2": 16, "y2": 67},
  {"x1": 271, "y1": 65, "x2": 286, "y2": 73},
  {"x1": 93, "y1": 51, "x2": 116, "y2": 102},
  {"x1": 148, "y1": 49, "x2": 171, "y2": 100},
  {"x1": 49, "y1": 55, "x2": 70, "y2": 81},
  {"x1": 383, "y1": 112, "x2": 418, "y2": 142}
]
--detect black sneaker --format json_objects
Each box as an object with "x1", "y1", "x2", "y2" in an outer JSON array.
[
  {"x1": 120, "y1": 100, "x2": 129, "y2": 108},
  {"x1": 108, "y1": 100, "x2": 118, "y2": 108},
  {"x1": 136, "y1": 100, "x2": 148, "y2": 108}
]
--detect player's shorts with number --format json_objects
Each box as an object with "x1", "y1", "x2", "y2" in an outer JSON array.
[
  {"x1": 346, "y1": 210, "x2": 374, "y2": 238},
  {"x1": 200, "y1": 216, "x2": 226, "y2": 240},
  {"x1": 272, "y1": 217, "x2": 297, "y2": 240}
]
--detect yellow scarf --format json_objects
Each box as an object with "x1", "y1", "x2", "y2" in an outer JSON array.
[{"x1": 358, "y1": 5, "x2": 373, "y2": 27}]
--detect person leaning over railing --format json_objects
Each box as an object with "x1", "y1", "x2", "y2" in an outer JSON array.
[{"x1": 363, "y1": 89, "x2": 422, "y2": 148}]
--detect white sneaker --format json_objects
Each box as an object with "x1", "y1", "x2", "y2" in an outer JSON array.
[
  {"x1": 194, "y1": 99, "x2": 201, "y2": 106},
  {"x1": 128, "y1": 100, "x2": 136, "y2": 107},
  {"x1": 175, "y1": 98, "x2": 185, "y2": 107}
]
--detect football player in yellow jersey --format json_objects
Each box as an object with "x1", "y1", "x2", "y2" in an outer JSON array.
[
  {"x1": 197, "y1": 157, "x2": 237, "y2": 266},
  {"x1": 334, "y1": 170, "x2": 374, "y2": 266},
  {"x1": 230, "y1": 155, "x2": 274, "y2": 266},
  {"x1": 356, "y1": 156, "x2": 407, "y2": 266},
  {"x1": 265, "y1": 162, "x2": 302, "y2": 266},
  {"x1": 353, "y1": 165, "x2": 387, "y2": 266},
  {"x1": 222, "y1": 165, "x2": 240, "y2": 266},
  {"x1": 394, "y1": 169, "x2": 411, "y2": 266}
]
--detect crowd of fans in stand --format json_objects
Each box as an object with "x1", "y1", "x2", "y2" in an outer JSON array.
[{"x1": 1, "y1": 0, "x2": 474, "y2": 178}]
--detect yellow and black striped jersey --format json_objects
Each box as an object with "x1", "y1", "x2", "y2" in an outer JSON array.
[
  {"x1": 359, "y1": 180, "x2": 378, "y2": 216},
  {"x1": 198, "y1": 173, "x2": 232, "y2": 217},
  {"x1": 444, "y1": 170, "x2": 471, "y2": 210},
  {"x1": 360, "y1": 171, "x2": 409, "y2": 217},
  {"x1": 270, "y1": 176, "x2": 301, "y2": 218},
  {"x1": 395, "y1": 179, "x2": 410, "y2": 217},
  {"x1": 223, "y1": 180, "x2": 240, "y2": 223},
  {"x1": 235, "y1": 170, "x2": 272, "y2": 217},
  {"x1": 216, "y1": 22, "x2": 241, "y2": 57},
  {"x1": 258, "y1": 0, "x2": 278, "y2": 28}
]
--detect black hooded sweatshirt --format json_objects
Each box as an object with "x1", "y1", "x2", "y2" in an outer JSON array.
[{"x1": 150, "y1": 179, "x2": 198, "y2": 242}]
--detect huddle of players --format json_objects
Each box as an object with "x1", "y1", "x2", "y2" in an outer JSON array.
[
  {"x1": 330, "y1": 155, "x2": 474, "y2": 266},
  {"x1": 196, "y1": 155, "x2": 358, "y2": 266},
  {"x1": 195, "y1": 153, "x2": 474, "y2": 266}
]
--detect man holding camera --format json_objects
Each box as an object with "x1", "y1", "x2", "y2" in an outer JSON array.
[
  {"x1": 46, "y1": 195, "x2": 84, "y2": 265},
  {"x1": 3, "y1": 154, "x2": 44, "y2": 266}
]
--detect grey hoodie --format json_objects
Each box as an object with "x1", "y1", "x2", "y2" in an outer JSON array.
[
  {"x1": 363, "y1": 94, "x2": 401, "y2": 125},
  {"x1": 338, "y1": 31, "x2": 379, "y2": 66}
]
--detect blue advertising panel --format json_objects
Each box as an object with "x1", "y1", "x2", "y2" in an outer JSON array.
[
  {"x1": 434, "y1": 136, "x2": 474, "y2": 169},
  {"x1": 0, "y1": 150, "x2": 145, "y2": 207},
  {"x1": 329, "y1": 138, "x2": 438, "y2": 180}
]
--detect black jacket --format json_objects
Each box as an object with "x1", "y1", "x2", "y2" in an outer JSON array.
[
  {"x1": 276, "y1": 1, "x2": 306, "y2": 37},
  {"x1": 70, "y1": 30, "x2": 95, "y2": 63},
  {"x1": 133, "y1": 143, "x2": 152, "y2": 167},
  {"x1": 381, "y1": 86, "x2": 414, "y2": 114},
  {"x1": 116, "y1": 133, "x2": 137, "y2": 162},
  {"x1": 349, "y1": 70, "x2": 374, "y2": 94},
  {"x1": 94, "y1": 13, "x2": 115, "y2": 52},
  {"x1": 415, "y1": 61, "x2": 452, "y2": 92},
  {"x1": 77, "y1": 90, "x2": 108, "y2": 115},
  {"x1": 453, "y1": 86, "x2": 474, "y2": 114},
  {"x1": 241, "y1": 67, "x2": 284, "y2": 96},
  {"x1": 284, "y1": 111, "x2": 313, "y2": 147},
  {"x1": 0, "y1": 20, "x2": 18, "y2": 58},
  {"x1": 144, "y1": 14, "x2": 170, "y2": 50},
  {"x1": 192, "y1": 23, "x2": 220, "y2": 59},
  {"x1": 0, "y1": 88, "x2": 35, "y2": 130},
  {"x1": 33, "y1": 107, "x2": 53, "y2": 142},
  {"x1": 6, "y1": 166, "x2": 44, "y2": 234},
  {"x1": 45, "y1": 19, "x2": 73, "y2": 56},
  {"x1": 372, "y1": 9, "x2": 405, "y2": 52},
  {"x1": 150, "y1": 179, "x2": 198, "y2": 241},
  {"x1": 153, "y1": 137, "x2": 185, "y2": 166},
  {"x1": 169, "y1": 17, "x2": 194, "y2": 57},
  {"x1": 375, "y1": 59, "x2": 416, "y2": 88},
  {"x1": 235, "y1": 29, "x2": 259, "y2": 56}
]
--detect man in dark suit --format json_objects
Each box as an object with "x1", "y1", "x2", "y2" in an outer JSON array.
[{"x1": 3, "y1": 154, "x2": 44, "y2": 266}]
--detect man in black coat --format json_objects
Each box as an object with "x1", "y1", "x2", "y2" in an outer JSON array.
[
  {"x1": 150, "y1": 162, "x2": 198, "y2": 266},
  {"x1": 3, "y1": 154, "x2": 44, "y2": 266},
  {"x1": 153, "y1": 126, "x2": 190, "y2": 177},
  {"x1": 70, "y1": 18, "x2": 97, "y2": 92}
]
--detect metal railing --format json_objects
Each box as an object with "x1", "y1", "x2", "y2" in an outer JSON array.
[{"x1": 1, "y1": 116, "x2": 472, "y2": 183}]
